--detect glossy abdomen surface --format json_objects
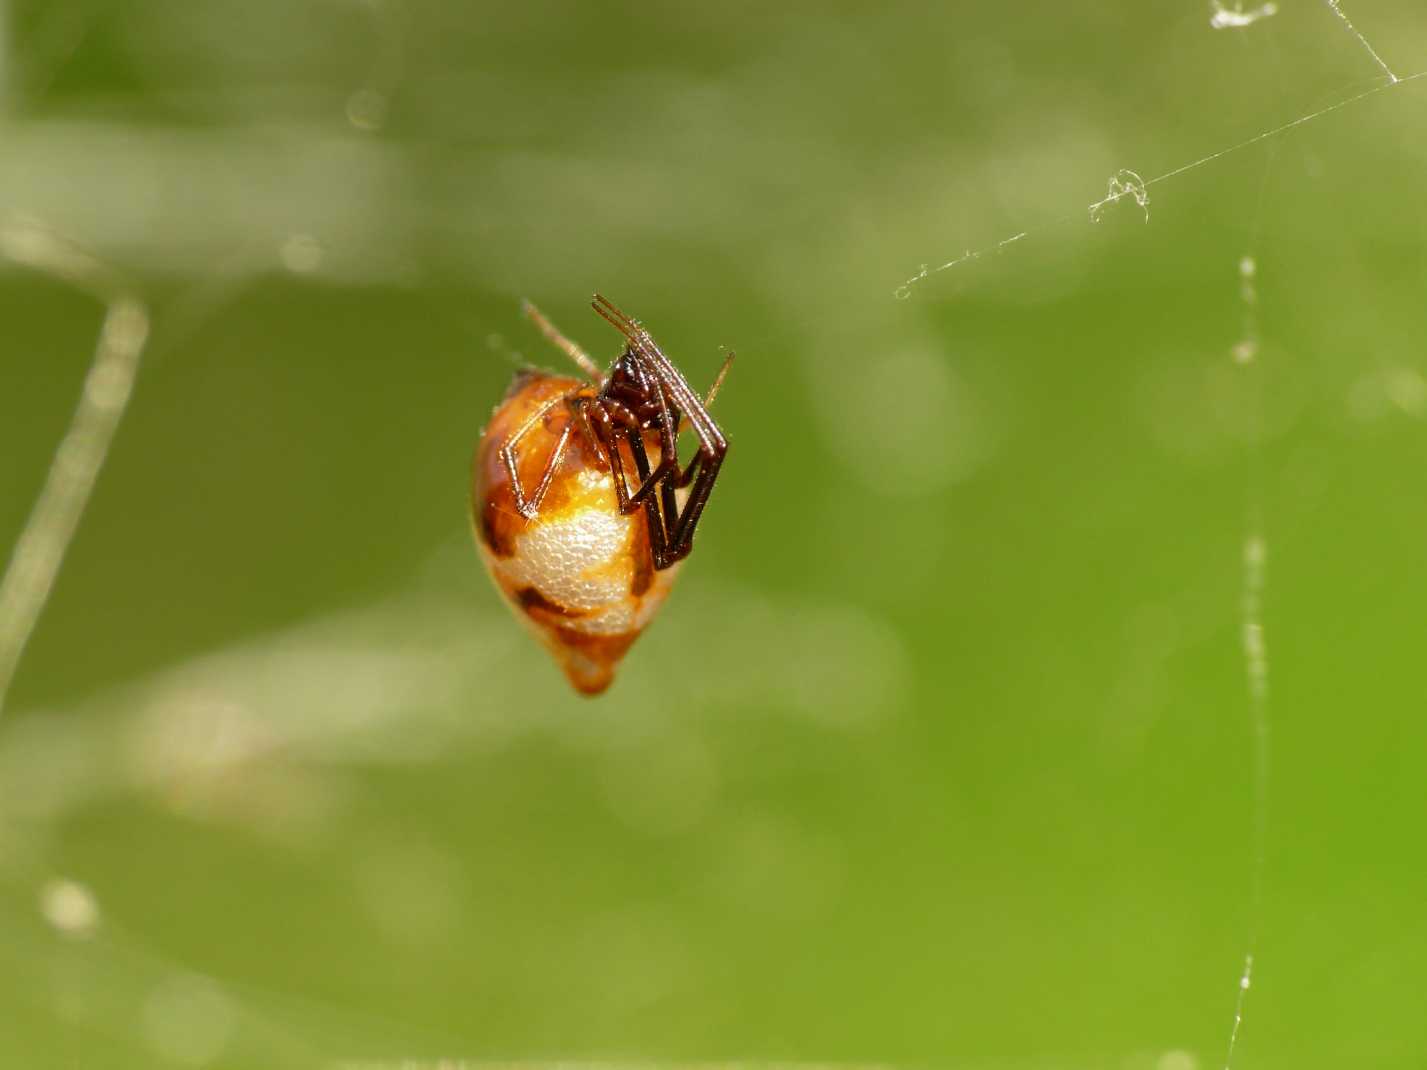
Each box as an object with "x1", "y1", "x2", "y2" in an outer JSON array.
[{"x1": 471, "y1": 371, "x2": 680, "y2": 695}]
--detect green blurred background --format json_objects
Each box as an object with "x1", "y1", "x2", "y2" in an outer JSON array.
[{"x1": 2, "y1": 1, "x2": 1426, "y2": 1067}]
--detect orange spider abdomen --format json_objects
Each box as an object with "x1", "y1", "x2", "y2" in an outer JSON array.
[{"x1": 471, "y1": 370, "x2": 680, "y2": 695}]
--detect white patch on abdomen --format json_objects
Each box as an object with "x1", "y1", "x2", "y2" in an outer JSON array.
[{"x1": 497, "y1": 506, "x2": 637, "y2": 634}]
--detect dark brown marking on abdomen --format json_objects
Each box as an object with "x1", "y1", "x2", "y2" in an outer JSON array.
[
  {"x1": 476, "y1": 497, "x2": 516, "y2": 558},
  {"x1": 516, "y1": 586, "x2": 588, "y2": 618},
  {"x1": 630, "y1": 542, "x2": 653, "y2": 596}
]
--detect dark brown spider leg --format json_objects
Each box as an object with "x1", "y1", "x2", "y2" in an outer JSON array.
[
  {"x1": 629, "y1": 425, "x2": 675, "y2": 507},
  {"x1": 658, "y1": 405, "x2": 683, "y2": 522},
  {"x1": 640, "y1": 364, "x2": 681, "y2": 502},
  {"x1": 581, "y1": 401, "x2": 635, "y2": 513},
  {"x1": 643, "y1": 353, "x2": 726, "y2": 553},
  {"x1": 630, "y1": 366, "x2": 719, "y2": 567},
  {"x1": 673, "y1": 448, "x2": 702, "y2": 489},
  {"x1": 672, "y1": 354, "x2": 730, "y2": 484},
  {"x1": 619, "y1": 342, "x2": 680, "y2": 484},
  {"x1": 620, "y1": 447, "x2": 674, "y2": 509},
  {"x1": 499, "y1": 395, "x2": 574, "y2": 519},
  {"x1": 593, "y1": 295, "x2": 726, "y2": 457},
  {"x1": 614, "y1": 364, "x2": 682, "y2": 550},
  {"x1": 621, "y1": 422, "x2": 674, "y2": 568},
  {"x1": 591, "y1": 295, "x2": 729, "y2": 564},
  {"x1": 593, "y1": 384, "x2": 676, "y2": 511},
  {"x1": 657, "y1": 470, "x2": 680, "y2": 567},
  {"x1": 664, "y1": 445, "x2": 723, "y2": 564},
  {"x1": 583, "y1": 400, "x2": 662, "y2": 516},
  {"x1": 658, "y1": 381, "x2": 726, "y2": 561},
  {"x1": 651, "y1": 351, "x2": 724, "y2": 455},
  {"x1": 639, "y1": 393, "x2": 682, "y2": 562}
]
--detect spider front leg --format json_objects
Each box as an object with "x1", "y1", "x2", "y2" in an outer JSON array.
[
  {"x1": 500, "y1": 395, "x2": 574, "y2": 519},
  {"x1": 585, "y1": 398, "x2": 677, "y2": 515},
  {"x1": 665, "y1": 441, "x2": 724, "y2": 564},
  {"x1": 659, "y1": 359, "x2": 731, "y2": 563},
  {"x1": 618, "y1": 424, "x2": 723, "y2": 569},
  {"x1": 671, "y1": 351, "x2": 733, "y2": 491},
  {"x1": 621, "y1": 421, "x2": 676, "y2": 569},
  {"x1": 580, "y1": 400, "x2": 682, "y2": 567},
  {"x1": 612, "y1": 401, "x2": 724, "y2": 570}
]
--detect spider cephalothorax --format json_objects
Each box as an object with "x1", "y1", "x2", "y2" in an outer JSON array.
[{"x1": 471, "y1": 294, "x2": 731, "y2": 694}]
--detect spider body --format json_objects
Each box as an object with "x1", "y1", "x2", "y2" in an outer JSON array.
[{"x1": 470, "y1": 295, "x2": 730, "y2": 695}]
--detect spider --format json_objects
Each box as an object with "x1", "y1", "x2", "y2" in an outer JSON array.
[
  {"x1": 470, "y1": 294, "x2": 731, "y2": 694},
  {"x1": 504, "y1": 294, "x2": 730, "y2": 568}
]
